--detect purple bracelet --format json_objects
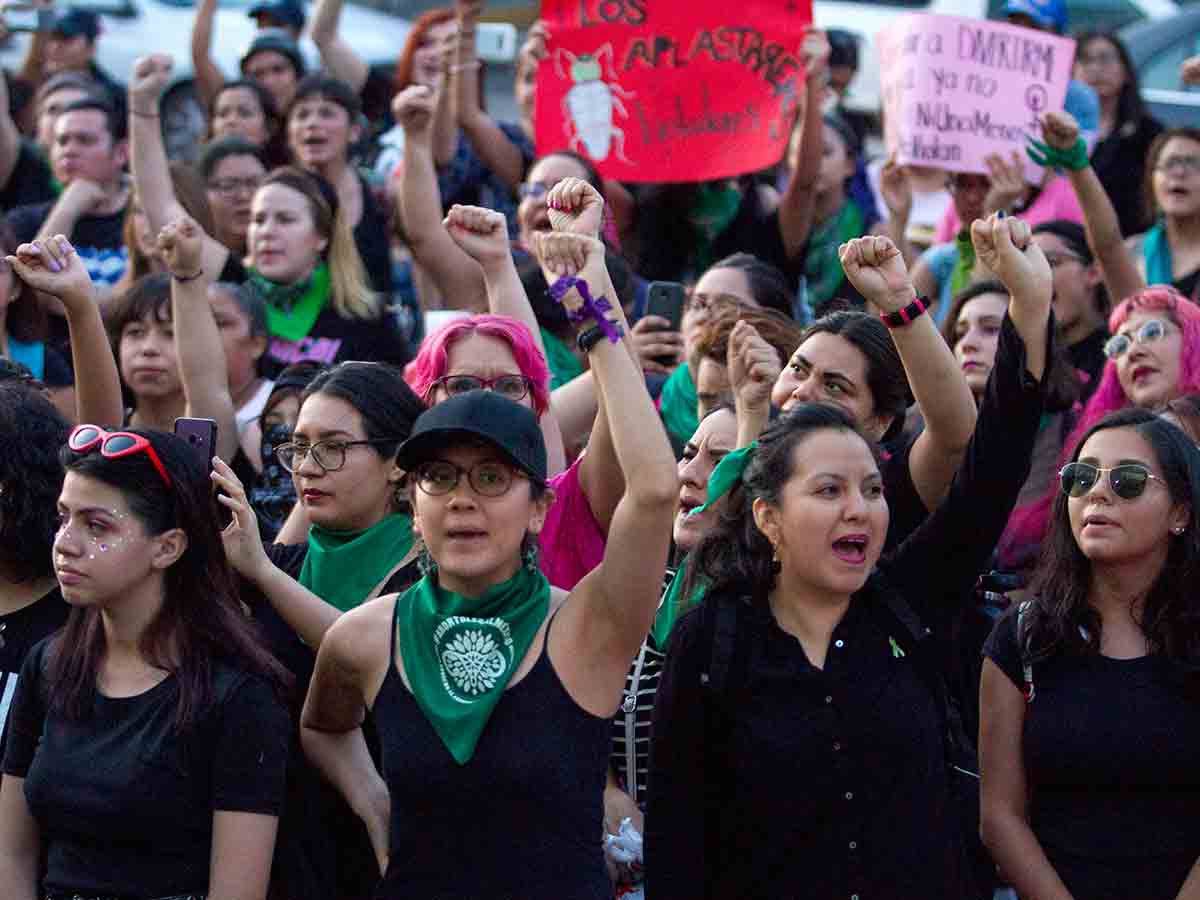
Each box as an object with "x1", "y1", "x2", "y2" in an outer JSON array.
[{"x1": 547, "y1": 276, "x2": 621, "y2": 344}]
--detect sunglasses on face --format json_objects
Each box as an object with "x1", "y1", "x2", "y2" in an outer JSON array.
[
  {"x1": 68, "y1": 425, "x2": 172, "y2": 487},
  {"x1": 1059, "y1": 461, "x2": 1166, "y2": 500},
  {"x1": 1103, "y1": 318, "x2": 1171, "y2": 360}
]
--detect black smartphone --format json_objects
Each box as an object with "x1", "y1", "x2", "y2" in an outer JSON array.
[
  {"x1": 644, "y1": 281, "x2": 686, "y2": 367},
  {"x1": 174, "y1": 417, "x2": 218, "y2": 469},
  {"x1": 644, "y1": 281, "x2": 686, "y2": 333}
]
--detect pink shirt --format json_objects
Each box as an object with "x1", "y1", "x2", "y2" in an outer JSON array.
[
  {"x1": 538, "y1": 455, "x2": 605, "y2": 591},
  {"x1": 934, "y1": 176, "x2": 1085, "y2": 243}
]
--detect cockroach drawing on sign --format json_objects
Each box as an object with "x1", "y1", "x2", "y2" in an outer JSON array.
[{"x1": 553, "y1": 44, "x2": 634, "y2": 164}]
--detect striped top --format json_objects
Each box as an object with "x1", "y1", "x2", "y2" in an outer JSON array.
[{"x1": 610, "y1": 568, "x2": 674, "y2": 806}]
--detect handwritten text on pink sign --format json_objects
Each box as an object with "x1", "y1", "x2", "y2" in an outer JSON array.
[{"x1": 879, "y1": 15, "x2": 1075, "y2": 177}]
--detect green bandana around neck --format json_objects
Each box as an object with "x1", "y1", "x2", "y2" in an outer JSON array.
[
  {"x1": 397, "y1": 565, "x2": 550, "y2": 764},
  {"x1": 804, "y1": 200, "x2": 865, "y2": 310},
  {"x1": 540, "y1": 327, "x2": 585, "y2": 389},
  {"x1": 659, "y1": 363, "x2": 699, "y2": 446},
  {"x1": 949, "y1": 229, "x2": 978, "y2": 297},
  {"x1": 652, "y1": 557, "x2": 708, "y2": 650},
  {"x1": 298, "y1": 513, "x2": 415, "y2": 613},
  {"x1": 249, "y1": 261, "x2": 332, "y2": 342}
]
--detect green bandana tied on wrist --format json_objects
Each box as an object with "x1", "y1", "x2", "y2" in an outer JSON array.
[
  {"x1": 1026, "y1": 136, "x2": 1089, "y2": 173},
  {"x1": 248, "y1": 262, "x2": 332, "y2": 342},
  {"x1": 659, "y1": 363, "x2": 699, "y2": 446},
  {"x1": 397, "y1": 565, "x2": 550, "y2": 764},
  {"x1": 298, "y1": 513, "x2": 415, "y2": 613},
  {"x1": 949, "y1": 229, "x2": 978, "y2": 297}
]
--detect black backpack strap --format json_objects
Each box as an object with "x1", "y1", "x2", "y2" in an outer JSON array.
[{"x1": 1016, "y1": 600, "x2": 1035, "y2": 703}]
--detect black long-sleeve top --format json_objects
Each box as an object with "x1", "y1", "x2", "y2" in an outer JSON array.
[{"x1": 646, "y1": 314, "x2": 1049, "y2": 900}]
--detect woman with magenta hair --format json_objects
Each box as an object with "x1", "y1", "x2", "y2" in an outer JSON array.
[{"x1": 404, "y1": 183, "x2": 656, "y2": 591}]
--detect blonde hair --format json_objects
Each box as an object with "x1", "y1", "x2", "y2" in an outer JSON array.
[{"x1": 259, "y1": 167, "x2": 378, "y2": 320}]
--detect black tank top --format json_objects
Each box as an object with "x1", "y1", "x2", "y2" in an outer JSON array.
[{"x1": 373, "y1": 597, "x2": 612, "y2": 899}]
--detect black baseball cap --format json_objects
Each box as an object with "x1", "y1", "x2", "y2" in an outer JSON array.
[
  {"x1": 398, "y1": 391, "x2": 547, "y2": 485},
  {"x1": 248, "y1": 0, "x2": 305, "y2": 31},
  {"x1": 240, "y1": 29, "x2": 305, "y2": 77},
  {"x1": 51, "y1": 8, "x2": 100, "y2": 40}
]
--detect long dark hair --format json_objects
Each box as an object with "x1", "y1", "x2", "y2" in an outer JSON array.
[
  {"x1": 683, "y1": 403, "x2": 879, "y2": 603},
  {"x1": 705, "y1": 252, "x2": 794, "y2": 319},
  {"x1": 1025, "y1": 408, "x2": 1200, "y2": 672},
  {"x1": 1075, "y1": 31, "x2": 1147, "y2": 130},
  {"x1": 940, "y1": 279, "x2": 1079, "y2": 412},
  {"x1": 301, "y1": 362, "x2": 426, "y2": 513},
  {"x1": 47, "y1": 430, "x2": 291, "y2": 729},
  {"x1": 800, "y1": 310, "x2": 911, "y2": 442},
  {"x1": 0, "y1": 383, "x2": 70, "y2": 581}
]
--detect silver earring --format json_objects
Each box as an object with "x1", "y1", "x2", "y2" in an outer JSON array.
[{"x1": 1173, "y1": 526, "x2": 1186, "y2": 535}]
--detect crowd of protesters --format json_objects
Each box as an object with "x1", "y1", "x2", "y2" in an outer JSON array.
[{"x1": 0, "y1": 0, "x2": 1199, "y2": 897}]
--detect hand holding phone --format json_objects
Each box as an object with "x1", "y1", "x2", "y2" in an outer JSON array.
[
  {"x1": 174, "y1": 417, "x2": 218, "y2": 469},
  {"x1": 634, "y1": 281, "x2": 687, "y2": 373}
]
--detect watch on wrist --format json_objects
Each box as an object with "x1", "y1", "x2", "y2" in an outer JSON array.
[
  {"x1": 879, "y1": 294, "x2": 930, "y2": 329},
  {"x1": 577, "y1": 320, "x2": 624, "y2": 353}
]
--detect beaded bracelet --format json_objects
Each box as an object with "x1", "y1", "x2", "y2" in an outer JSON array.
[{"x1": 547, "y1": 275, "x2": 621, "y2": 344}]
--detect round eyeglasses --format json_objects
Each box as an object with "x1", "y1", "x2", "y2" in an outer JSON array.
[
  {"x1": 1103, "y1": 318, "x2": 1171, "y2": 360},
  {"x1": 413, "y1": 460, "x2": 524, "y2": 498}
]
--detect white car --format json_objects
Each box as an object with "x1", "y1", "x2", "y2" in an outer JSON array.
[
  {"x1": 816, "y1": 0, "x2": 1180, "y2": 123},
  {"x1": 0, "y1": 0, "x2": 412, "y2": 157}
]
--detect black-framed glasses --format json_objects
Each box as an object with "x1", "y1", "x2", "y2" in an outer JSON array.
[
  {"x1": 274, "y1": 438, "x2": 395, "y2": 473},
  {"x1": 1103, "y1": 318, "x2": 1171, "y2": 359},
  {"x1": 1059, "y1": 461, "x2": 1167, "y2": 500},
  {"x1": 413, "y1": 459, "x2": 525, "y2": 498},
  {"x1": 207, "y1": 176, "x2": 263, "y2": 197},
  {"x1": 429, "y1": 374, "x2": 533, "y2": 403}
]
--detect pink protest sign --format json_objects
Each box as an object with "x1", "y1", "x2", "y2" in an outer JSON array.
[
  {"x1": 879, "y1": 14, "x2": 1076, "y2": 180},
  {"x1": 535, "y1": 0, "x2": 811, "y2": 183}
]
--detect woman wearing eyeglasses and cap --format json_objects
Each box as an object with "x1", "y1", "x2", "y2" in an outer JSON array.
[
  {"x1": 298, "y1": 226, "x2": 676, "y2": 896},
  {"x1": 980, "y1": 407, "x2": 1200, "y2": 900},
  {"x1": 0, "y1": 426, "x2": 290, "y2": 900}
]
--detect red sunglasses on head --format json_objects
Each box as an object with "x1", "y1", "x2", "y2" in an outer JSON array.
[{"x1": 68, "y1": 424, "x2": 172, "y2": 488}]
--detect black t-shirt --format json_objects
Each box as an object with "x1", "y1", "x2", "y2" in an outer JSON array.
[
  {"x1": 1067, "y1": 326, "x2": 1108, "y2": 401},
  {"x1": 1091, "y1": 115, "x2": 1164, "y2": 237},
  {"x1": 0, "y1": 140, "x2": 55, "y2": 210},
  {"x1": 260, "y1": 306, "x2": 411, "y2": 380},
  {"x1": 241, "y1": 542, "x2": 420, "y2": 900},
  {"x1": 984, "y1": 613, "x2": 1200, "y2": 900},
  {"x1": 6, "y1": 199, "x2": 128, "y2": 290},
  {"x1": 881, "y1": 435, "x2": 927, "y2": 552},
  {"x1": 2, "y1": 639, "x2": 288, "y2": 897},
  {"x1": 354, "y1": 173, "x2": 393, "y2": 298},
  {"x1": 0, "y1": 589, "x2": 69, "y2": 759},
  {"x1": 218, "y1": 252, "x2": 248, "y2": 285}
]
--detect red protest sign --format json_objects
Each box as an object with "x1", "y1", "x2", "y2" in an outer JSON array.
[{"x1": 535, "y1": 0, "x2": 811, "y2": 183}]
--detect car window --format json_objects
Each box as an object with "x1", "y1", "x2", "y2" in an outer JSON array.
[
  {"x1": 1065, "y1": 0, "x2": 1148, "y2": 32},
  {"x1": 1141, "y1": 29, "x2": 1200, "y2": 91}
]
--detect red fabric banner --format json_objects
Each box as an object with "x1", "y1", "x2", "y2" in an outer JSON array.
[{"x1": 535, "y1": 0, "x2": 812, "y2": 183}]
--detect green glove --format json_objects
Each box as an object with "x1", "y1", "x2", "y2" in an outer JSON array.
[{"x1": 1026, "y1": 136, "x2": 1089, "y2": 172}]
